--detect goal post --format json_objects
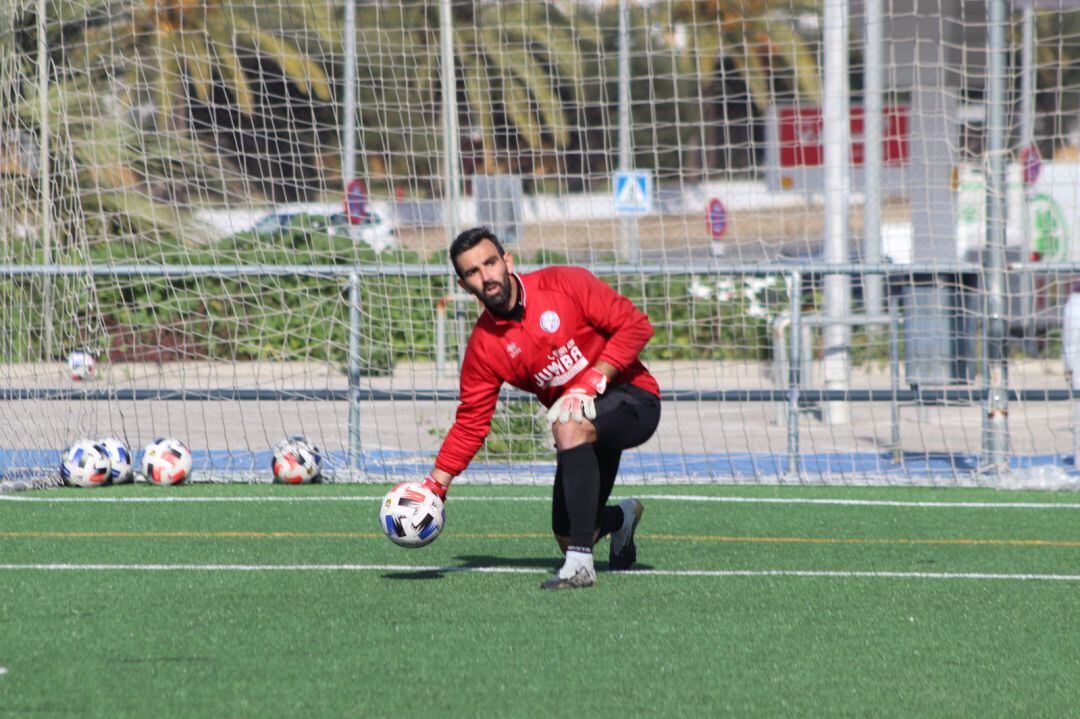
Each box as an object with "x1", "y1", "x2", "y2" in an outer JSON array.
[{"x1": 3, "y1": 0, "x2": 1080, "y2": 489}]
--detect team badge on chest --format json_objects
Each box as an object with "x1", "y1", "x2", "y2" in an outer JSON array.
[{"x1": 539, "y1": 311, "x2": 561, "y2": 333}]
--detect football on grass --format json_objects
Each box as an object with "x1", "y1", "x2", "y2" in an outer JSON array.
[
  {"x1": 98, "y1": 437, "x2": 134, "y2": 484},
  {"x1": 271, "y1": 436, "x2": 323, "y2": 484},
  {"x1": 142, "y1": 437, "x2": 193, "y2": 485},
  {"x1": 379, "y1": 482, "x2": 445, "y2": 548},
  {"x1": 60, "y1": 440, "x2": 111, "y2": 487}
]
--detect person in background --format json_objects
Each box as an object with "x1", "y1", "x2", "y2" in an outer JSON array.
[{"x1": 1062, "y1": 280, "x2": 1080, "y2": 462}]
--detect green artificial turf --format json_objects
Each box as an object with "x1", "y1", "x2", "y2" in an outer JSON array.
[{"x1": 3, "y1": 483, "x2": 1080, "y2": 717}]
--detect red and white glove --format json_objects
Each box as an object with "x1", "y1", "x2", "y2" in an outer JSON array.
[
  {"x1": 546, "y1": 367, "x2": 608, "y2": 425},
  {"x1": 423, "y1": 475, "x2": 448, "y2": 502}
]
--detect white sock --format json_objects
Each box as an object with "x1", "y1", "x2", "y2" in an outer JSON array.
[{"x1": 560, "y1": 549, "x2": 595, "y2": 577}]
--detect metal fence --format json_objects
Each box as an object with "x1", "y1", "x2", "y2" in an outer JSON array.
[{"x1": 4, "y1": 260, "x2": 1079, "y2": 480}]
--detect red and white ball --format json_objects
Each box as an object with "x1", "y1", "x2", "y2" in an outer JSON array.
[
  {"x1": 379, "y1": 482, "x2": 445, "y2": 548},
  {"x1": 141, "y1": 437, "x2": 193, "y2": 485},
  {"x1": 60, "y1": 440, "x2": 111, "y2": 487},
  {"x1": 271, "y1": 436, "x2": 323, "y2": 484},
  {"x1": 67, "y1": 350, "x2": 95, "y2": 381}
]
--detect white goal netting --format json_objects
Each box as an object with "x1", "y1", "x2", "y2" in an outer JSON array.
[{"x1": 2, "y1": 0, "x2": 1080, "y2": 488}]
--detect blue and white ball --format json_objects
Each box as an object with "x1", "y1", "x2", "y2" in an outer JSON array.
[
  {"x1": 60, "y1": 440, "x2": 111, "y2": 488},
  {"x1": 379, "y1": 482, "x2": 445, "y2": 548},
  {"x1": 98, "y1": 437, "x2": 134, "y2": 484},
  {"x1": 271, "y1": 436, "x2": 323, "y2": 484}
]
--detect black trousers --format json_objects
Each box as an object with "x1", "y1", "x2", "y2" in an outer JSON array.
[{"x1": 550, "y1": 383, "x2": 661, "y2": 536}]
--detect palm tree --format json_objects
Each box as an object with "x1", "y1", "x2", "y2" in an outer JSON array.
[
  {"x1": 667, "y1": 0, "x2": 822, "y2": 175},
  {"x1": 6, "y1": 0, "x2": 828, "y2": 235},
  {"x1": 332, "y1": 1, "x2": 601, "y2": 186},
  {"x1": 10, "y1": 0, "x2": 340, "y2": 218}
]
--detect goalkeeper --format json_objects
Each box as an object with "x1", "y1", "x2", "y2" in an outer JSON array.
[{"x1": 422, "y1": 227, "x2": 661, "y2": 590}]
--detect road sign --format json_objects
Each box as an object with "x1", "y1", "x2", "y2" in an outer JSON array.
[
  {"x1": 345, "y1": 178, "x2": 367, "y2": 224},
  {"x1": 1020, "y1": 143, "x2": 1042, "y2": 186},
  {"x1": 614, "y1": 171, "x2": 652, "y2": 214},
  {"x1": 707, "y1": 198, "x2": 727, "y2": 239}
]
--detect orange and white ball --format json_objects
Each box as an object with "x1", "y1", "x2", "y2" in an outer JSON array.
[
  {"x1": 271, "y1": 436, "x2": 323, "y2": 484},
  {"x1": 141, "y1": 437, "x2": 193, "y2": 485}
]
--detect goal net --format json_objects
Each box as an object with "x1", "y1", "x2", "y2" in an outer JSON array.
[{"x1": 2, "y1": 0, "x2": 1080, "y2": 488}]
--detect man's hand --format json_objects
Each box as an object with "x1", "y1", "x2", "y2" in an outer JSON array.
[
  {"x1": 546, "y1": 366, "x2": 608, "y2": 425},
  {"x1": 423, "y1": 475, "x2": 448, "y2": 502}
]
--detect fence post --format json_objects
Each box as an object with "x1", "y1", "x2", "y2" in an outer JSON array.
[
  {"x1": 348, "y1": 272, "x2": 362, "y2": 472},
  {"x1": 982, "y1": 0, "x2": 1010, "y2": 474},
  {"x1": 36, "y1": 0, "x2": 54, "y2": 359},
  {"x1": 787, "y1": 271, "x2": 802, "y2": 477},
  {"x1": 863, "y1": 0, "x2": 884, "y2": 324},
  {"x1": 616, "y1": 0, "x2": 639, "y2": 263},
  {"x1": 889, "y1": 293, "x2": 902, "y2": 462},
  {"x1": 439, "y1": 0, "x2": 460, "y2": 246}
]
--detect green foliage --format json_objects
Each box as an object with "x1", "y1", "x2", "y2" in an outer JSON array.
[
  {"x1": 613, "y1": 274, "x2": 783, "y2": 361},
  {"x1": 469, "y1": 399, "x2": 555, "y2": 465},
  {"x1": 0, "y1": 242, "x2": 790, "y2": 368}
]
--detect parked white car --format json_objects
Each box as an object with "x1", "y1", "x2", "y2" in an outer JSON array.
[
  {"x1": 326, "y1": 209, "x2": 397, "y2": 252},
  {"x1": 248, "y1": 204, "x2": 397, "y2": 252}
]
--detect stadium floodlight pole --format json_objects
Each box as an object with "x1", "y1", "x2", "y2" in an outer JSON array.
[
  {"x1": 862, "y1": 0, "x2": 884, "y2": 324},
  {"x1": 617, "y1": 0, "x2": 639, "y2": 264},
  {"x1": 342, "y1": 0, "x2": 357, "y2": 186},
  {"x1": 440, "y1": 0, "x2": 461, "y2": 245},
  {"x1": 36, "y1": 0, "x2": 54, "y2": 360},
  {"x1": 982, "y1": 0, "x2": 1010, "y2": 473},
  {"x1": 822, "y1": 0, "x2": 851, "y2": 425}
]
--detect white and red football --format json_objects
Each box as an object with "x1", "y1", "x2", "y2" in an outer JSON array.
[
  {"x1": 141, "y1": 437, "x2": 193, "y2": 485},
  {"x1": 271, "y1": 436, "x2": 323, "y2": 484}
]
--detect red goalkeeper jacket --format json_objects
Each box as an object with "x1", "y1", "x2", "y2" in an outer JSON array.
[{"x1": 435, "y1": 265, "x2": 660, "y2": 476}]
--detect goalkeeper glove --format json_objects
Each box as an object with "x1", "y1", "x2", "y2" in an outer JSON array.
[
  {"x1": 423, "y1": 475, "x2": 448, "y2": 502},
  {"x1": 546, "y1": 367, "x2": 608, "y2": 425}
]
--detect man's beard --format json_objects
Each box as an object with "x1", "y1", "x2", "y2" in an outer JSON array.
[{"x1": 477, "y1": 275, "x2": 512, "y2": 311}]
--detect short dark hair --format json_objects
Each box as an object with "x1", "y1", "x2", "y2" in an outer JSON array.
[{"x1": 449, "y1": 226, "x2": 505, "y2": 278}]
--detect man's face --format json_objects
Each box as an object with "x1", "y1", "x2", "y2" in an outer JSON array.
[{"x1": 455, "y1": 239, "x2": 516, "y2": 311}]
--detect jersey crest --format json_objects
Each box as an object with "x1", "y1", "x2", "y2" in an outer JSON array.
[{"x1": 539, "y1": 311, "x2": 561, "y2": 333}]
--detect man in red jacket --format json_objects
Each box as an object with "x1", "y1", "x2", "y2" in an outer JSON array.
[{"x1": 421, "y1": 227, "x2": 662, "y2": 589}]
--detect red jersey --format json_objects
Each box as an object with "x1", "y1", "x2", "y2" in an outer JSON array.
[{"x1": 435, "y1": 266, "x2": 660, "y2": 476}]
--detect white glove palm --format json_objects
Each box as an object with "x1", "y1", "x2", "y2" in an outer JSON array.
[{"x1": 546, "y1": 367, "x2": 608, "y2": 425}]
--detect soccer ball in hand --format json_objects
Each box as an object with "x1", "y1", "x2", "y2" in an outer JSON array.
[
  {"x1": 98, "y1": 437, "x2": 134, "y2": 485},
  {"x1": 379, "y1": 482, "x2": 445, "y2": 548},
  {"x1": 271, "y1": 436, "x2": 323, "y2": 484},
  {"x1": 60, "y1": 440, "x2": 111, "y2": 488},
  {"x1": 67, "y1": 350, "x2": 95, "y2": 381},
  {"x1": 142, "y1": 437, "x2": 193, "y2": 485}
]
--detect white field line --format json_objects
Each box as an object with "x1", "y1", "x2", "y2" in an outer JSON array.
[
  {"x1": 5, "y1": 493, "x2": 1080, "y2": 510},
  {"x1": 1, "y1": 563, "x2": 1079, "y2": 582}
]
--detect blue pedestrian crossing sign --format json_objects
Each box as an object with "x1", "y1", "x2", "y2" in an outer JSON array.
[{"x1": 614, "y1": 171, "x2": 652, "y2": 214}]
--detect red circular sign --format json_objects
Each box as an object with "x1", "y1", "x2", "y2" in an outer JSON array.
[
  {"x1": 707, "y1": 198, "x2": 727, "y2": 239},
  {"x1": 1020, "y1": 144, "x2": 1041, "y2": 186},
  {"x1": 345, "y1": 178, "x2": 367, "y2": 224}
]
